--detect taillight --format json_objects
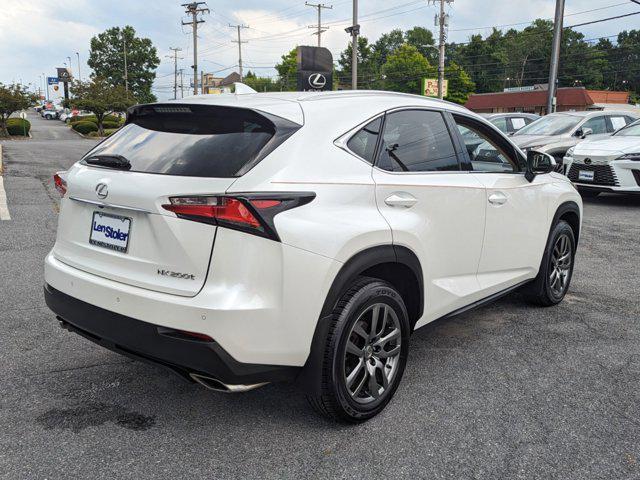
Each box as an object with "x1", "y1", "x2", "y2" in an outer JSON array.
[
  {"x1": 162, "y1": 193, "x2": 315, "y2": 241},
  {"x1": 53, "y1": 172, "x2": 67, "y2": 197}
]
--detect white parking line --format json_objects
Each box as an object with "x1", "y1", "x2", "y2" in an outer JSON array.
[{"x1": 0, "y1": 176, "x2": 10, "y2": 220}]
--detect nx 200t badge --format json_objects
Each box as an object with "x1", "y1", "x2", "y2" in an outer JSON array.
[{"x1": 157, "y1": 269, "x2": 196, "y2": 280}]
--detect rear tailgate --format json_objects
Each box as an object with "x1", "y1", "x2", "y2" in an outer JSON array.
[
  {"x1": 53, "y1": 102, "x2": 299, "y2": 297},
  {"x1": 54, "y1": 167, "x2": 235, "y2": 296}
]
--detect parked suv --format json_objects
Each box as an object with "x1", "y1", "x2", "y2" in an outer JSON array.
[
  {"x1": 45, "y1": 91, "x2": 582, "y2": 422},
  {"x1": 511, "y1": 110, "x2": 638, "y2": 172},
  {"x1": 564, "y1": 119, "x2": 640, "y2": 196}
]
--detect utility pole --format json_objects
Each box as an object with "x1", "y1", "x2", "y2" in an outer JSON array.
[
  {"x1": 182, "y1": 2, "x2": 209, "y2": 95},
  {"x1": 179, "y1": 69, "x2": 184, "y2": 98},
  {"x1": 306, "y1": 2, "x2": 333, "y2": 47},
  {"x1": 229, "y1": 24, "x2": 249, "y2": 81},
  {"x1": 122, "y1": 32, "x2": 129, "y2": 96},
  {"x1": 167, "y1": 47, "x2": 183, "y2": 100},
  {"x1": 345, "y1": 1, "x2": 359, "y2": 90},
  {"x1": 547, "y1": 0, "x2": 565, "y2": 115},
  {"x1": 430, "y1": 0, "x2": 453, "y2": 99}
]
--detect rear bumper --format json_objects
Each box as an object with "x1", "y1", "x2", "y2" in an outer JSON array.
[{"x1": 45, "y1": 283, "x2": 299, "y2": 385}]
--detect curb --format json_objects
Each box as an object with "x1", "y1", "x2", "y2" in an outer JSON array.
[{"x1": 0, "y1": 144, "x2": 3, "y2": 174}]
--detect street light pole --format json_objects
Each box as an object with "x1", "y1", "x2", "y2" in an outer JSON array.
[
  {"x1": 76, "y1": 52, "x2": 82, "y2": 81},
  {"x1": 345, "y1": 0, "x2": 359, "y2": 90}
]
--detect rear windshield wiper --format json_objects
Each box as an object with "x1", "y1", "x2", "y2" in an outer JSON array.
[{"x1": 84, "y1": 154, "x2": 132, "y2": 170}]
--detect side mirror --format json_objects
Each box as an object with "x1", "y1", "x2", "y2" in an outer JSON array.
[
  {"x1": 576, "y1": 127, "x2": 593, "y2": 139},
  {"x1": 525, "y1": 150, "x2": 556, "y2": 182}
]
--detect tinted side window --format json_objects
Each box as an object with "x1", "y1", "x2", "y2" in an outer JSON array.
[
  {"x1": 582, "y1": 116, "x2": 607, "y2": 134},
  {"x1": 377, "y1": 110, "x2": 459, "y2": 172},
  {"x1": 347, "y1": 117, "x2": 382, "y2": 164},
  {"x1": 453, "y1": 117, "x2": 519, "y2": 173}
]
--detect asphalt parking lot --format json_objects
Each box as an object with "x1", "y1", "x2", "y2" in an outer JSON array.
[{"x1": 1, "y1": 112, "x2": 640, "y2": 479}]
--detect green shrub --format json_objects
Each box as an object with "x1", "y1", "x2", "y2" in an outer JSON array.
[
  {"x1": 103, "y1": 128, "x2": 119, "y2": 137},
  {"x1": 87, "y1": 131, "x2": 100, "y2": 137},
  {"x1": 6, "y1": 118, "x2": 31, "y2": 136},
  {"x1": 69, "y1": 113, "x2": 122, "y2": 124},
  {"x1": 72, "y1": 121, "x2": 99, "y2": 135},
  {"x1": 69, "y1": 115, "x2": 96, "y2": 124},
  {"x1": 101, "y1": 121, "x2": 120, "y2": 129}
]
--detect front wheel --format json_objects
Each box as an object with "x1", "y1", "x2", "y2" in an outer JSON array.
[
  {"x1": 307, "y1": 277, "x2": 410, "y2": 422},
  {"x1": 524, "y1": 220, "x2": 576, "y2": 306}
]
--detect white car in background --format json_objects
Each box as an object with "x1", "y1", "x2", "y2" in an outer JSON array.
[
  {"x1": 564, "y1": 119, "x2": 640, "y2": 197},
  {"x1": 45, "y1": 90, "x2": 582, "y2": 422}
]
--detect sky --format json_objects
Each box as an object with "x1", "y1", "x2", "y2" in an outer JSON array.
[{"x1": 1, "y1": 0, "x2": 639, "y2": 100}]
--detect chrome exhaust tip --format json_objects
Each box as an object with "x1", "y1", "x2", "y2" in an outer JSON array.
[{"x1": 189, "y1": 373, "x2": 268, "y2": 393}]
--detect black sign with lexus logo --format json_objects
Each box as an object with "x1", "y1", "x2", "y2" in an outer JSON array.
[{"x1": 297, "y1": 46, "x2": 333, "y2": 92}]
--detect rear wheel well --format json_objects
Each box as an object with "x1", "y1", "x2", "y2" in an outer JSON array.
[{"x1": 361, "y1": 262, "x2": 421, "y2": 330}]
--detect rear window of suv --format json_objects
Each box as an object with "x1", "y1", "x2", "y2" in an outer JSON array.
[{"x1": 82, "y1": 104, "x2": 297, "y2": 178}]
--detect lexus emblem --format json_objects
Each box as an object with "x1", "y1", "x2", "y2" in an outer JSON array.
[
  {"x1": 308, "y1": 73, "x2": 327, "y2": 89},
  {"x1": 95, "y1": 183, "x2": 109, "y2": 199},
  {"x1": 584, "y1": 158, "x2": 592, "y2": 165}
]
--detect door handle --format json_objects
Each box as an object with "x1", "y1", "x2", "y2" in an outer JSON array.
[
  {"x1": 488, "y1": 192, "x2": 508, "y2": 205},
  {"x1": 385, "y1": 192, "x2": 418, "y2": 208}
]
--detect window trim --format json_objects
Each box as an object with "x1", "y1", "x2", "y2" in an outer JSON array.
[
  {"x1": 372, "y1": 107, "x2": 464, "y2": 175},
  {"x1": 451, "y1": 112, "x2": 525, "y2": 174}
]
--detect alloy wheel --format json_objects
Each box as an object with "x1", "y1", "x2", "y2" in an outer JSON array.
[
  {"x1": 343, "y1": 303, "x2": 402, "y2": 404},
  {"x1": 549, "y1": 233, "x2": 572, "y2": 297}
]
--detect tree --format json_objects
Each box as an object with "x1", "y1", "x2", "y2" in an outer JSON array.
[
  {"x1": 443, "y1": 62, "x2": 475, "y2": 104},
  {"x1": 405, "y1": 27, "x2": 437, "y2": 65},
  {"x1": 68, "y1": 78, "x2": 135, "y2": 136},
  {"x1": 0, "y1": 83, "x2": 32, "y2": 138},
  {"x1": 275, "y1": 48, "x2": 297, "y2": 91},
  {"x1": 337, "y1": 37, "x2": 374, "y2": 88},
  {"x1": 243, "y1": 71, "x2": 280, "y2": 92},
  {"x1": 88, "y1": 25, "x2": 160, "y2": 103},
  {"x1": 382, "y1": 44, "x2": 432, "y2": 94},
  {"x1": 371, "y1": 29, "x2": 405, "y2": 67}
]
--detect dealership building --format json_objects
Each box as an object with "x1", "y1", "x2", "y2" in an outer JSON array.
[{"x1": 465, "y1": 86, "x2": 635, "y2": 115}]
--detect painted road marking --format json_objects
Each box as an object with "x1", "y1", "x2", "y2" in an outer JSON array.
[{"x1": 0, "y1": 176, "x2": 10, "y2": 220}]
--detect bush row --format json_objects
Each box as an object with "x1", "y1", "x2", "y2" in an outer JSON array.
[
  {"x1": 69, "y1": 114, "x2": 123, "y2": 125},
  {"x1": 6, "y1": 118, "x2": 31, "y2": 136},
  {"x1": 72, "y1": 121, "x2": 98, "y2": 135}
]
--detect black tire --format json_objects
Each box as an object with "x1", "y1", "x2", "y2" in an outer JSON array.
[
  {"x1": 578, "y1": 188, "x2": 600, "y2": 199},
  {"x1": 306, "y1": 277, "x2": 410, "y2": 423},
  {"x1": 524, "y1": 220, "x2": 576, "y2": 306}
]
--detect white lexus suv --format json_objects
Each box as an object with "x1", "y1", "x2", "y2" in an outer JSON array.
[
  {"x1": 564, "y1": 119, "x2": 640, "y2": 197},
  {"x1": 45, "y1": 90, "x2": 582, "y2": 422}
]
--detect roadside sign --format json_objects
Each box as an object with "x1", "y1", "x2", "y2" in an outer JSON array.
[
  {"x1": 47, "y1": 77, "x2": 59, "y2": 85},
  {"x1": 56, "y1": 68, "x2": 72, "y2": 83},
  {"x1": 422, "y1": 78, "x2": 448, "y2": 97},
  {"x1": 296, "y1": 46, "x2": 333, "y2": 92}
]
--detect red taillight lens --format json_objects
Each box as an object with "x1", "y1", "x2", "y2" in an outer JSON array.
[
  {"x1": 53, "y1": 172, "x2": 67, "y2": 197},
  {"x1": 162, "y1": 193, "x2": 313, "y2": 241},
  {"x1": 162, "y1": 196, "x2": 273, "y2": 228}
]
